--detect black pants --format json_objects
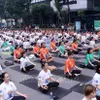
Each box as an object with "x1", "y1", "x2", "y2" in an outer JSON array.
[
  {"x1": 34, "y1": 54, "x2": 39, "y2": 58},
  {"x1": 21, "y1": 65, "x2": 35, "y2": 72},
  {"x1": 65, "y1": 70, "x2": 81, "y2": 78},
  {"x1": 39, "y1": 82, "x2": 59, "y2": 93},
  {"x1": 86, "y1": 62, "x2": 99, "y2": 69},
  {"x1": 72, "y1": 50, "x2": 79, "y2": 54},
  {"x1": 12, "y1": 96, "x2": 25, "y2": 100}
]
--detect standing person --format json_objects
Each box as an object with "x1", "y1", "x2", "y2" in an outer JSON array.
[
  {"x1": 38, "y1": 63, "x2": 59, "y2": 93},
  {"x1": 0, "y1": 72, "x2": 28, "y2": 100},
  {"x1": 64, "y1": 51, "x2": 82, "y2": 78},
  {"x1": 82, "y1": 84, "x2": 97, "y2": 100}
]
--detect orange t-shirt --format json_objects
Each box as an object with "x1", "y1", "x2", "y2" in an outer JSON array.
[
  {"x1": 40, "y1": 48, "x2": 49, "y2": 59},
  {"x1": 72, "y1": 43, "x2": 78, "y2": 50},
  {"x1": 14, "y1": 49, "x2": 21, "y2": 59},
  {"x1": 50, "y1": 42, "x2": 56, "y2": 50},
  {"x1": 64, "y1": 58, "x2": 75, "y2": 73},
  {"x1": 18, "y1": 48, "x2": 23, "y2": 54},
  {"x1": 33, "y1": 46, "x2": 40, "y2": 54}
]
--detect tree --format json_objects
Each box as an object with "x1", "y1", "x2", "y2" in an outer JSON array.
[
  {"x1": 54, "y1": 0, "x2": 63, "y2": 24},
  {"x1": 5, "y1": 0, "x2": 32, "y2": 26},
  {"x1": 0, "y1": 0, "x2": 5, "y2": 18},
  {"x1": 77, "y1": 10, "x2": 85, "y2": 17},
  {"x1": 31, "y1": 4, "x2": 55, "y2": 26}
]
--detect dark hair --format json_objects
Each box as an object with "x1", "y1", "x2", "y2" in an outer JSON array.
[
  {"x1": 2, "y1": 72, "x2": 9, "y2": 79},
  {"x1": 90, "y1": 37, "x2": 93, "y2": 41},
  {"x1": 41, "y1": 62, "x2": 47, "y2": 69},
  {"x1": 51, "y1": 38, "x2": 54, "y2": 42},
  {"x1": 68, "y1": 51, "x2": 73, "y2": 56},
  {"x1": 41, "y1": 43, "x2": 45, "y2": 48},
  {"x1": 87, "y1": 48, "x2": 92, "y2": 54},
  {"x1": 84, "y1": 84, "x2": 96, "y2": 96},
  {"x1": 34, "y1": 42, "x2": 37, "y2": 46},
  {"x1": 15, "y1": 45, "x2": 18, "y2": 49}
]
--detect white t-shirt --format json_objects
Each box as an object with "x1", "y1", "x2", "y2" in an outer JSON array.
[
  {"x1": 20, "y1": 56, "x2": 35, "y2": 69},
  {"x1": 82, "y1": 97, "x2": 96, "y2": 100},
  {"x1": 38, "y1": 70, "x2": 52, "y2": 87},
  {"x1": 23, "y1": 41, "x2": 30, "y2": 49},
  {"x1": 81, "y1": 36, "x2": 86, "y2": 43},
  {"x1": 92, "y1": 73, "x2": 100, "y2": 89},
  {"x1": 37, "y1": 39, "x2": 44, "y2": 45},
  {"x1": 90, "y1": 40, "x2": 95, "y2": 48},
  {"x1": 1, "y1": 81, "x2": 17, "y2": 100},
  {"x1": 20, "y1": 57, "x2": 25, "y2": 69}
]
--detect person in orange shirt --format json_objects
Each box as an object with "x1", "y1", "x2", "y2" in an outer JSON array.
[
  {"x1": 33, "y1": 43, "x2": 40, "y2": 57},
  {"x1": 40, "y1": 43, "x2": 54, "y2": 63},
  {"x1": 64, "y1": 51, "x2": 82, "y2": 78},
  {"x1": 50, "y1": 39, "x2": 58, "y2": 53},
  {"x1": 72, "y1": 40, "x2": 82, "y2": 54},
  {"x1": 14, "y1": 45, "x2": 23, "y2": 62},
  {"x1": 18, "y1": 46, "x2": 23, "y2": 54}
]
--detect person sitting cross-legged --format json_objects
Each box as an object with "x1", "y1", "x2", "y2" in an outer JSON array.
[
  {"x1": 40, "y1": 43, "x2": 54, "y2": 63},
  {"x1": 50, "y1": 39, "x2": 58, "y2": 53},
  {"x1": 20, "y1": 52, "x2": 35, "y2": 73},
  {"x1": 64, "y1": 51, "x2": 82, "y2": 79},
  {"x1": 38, "y1": 62, "x2": 59, "y2": 94},
  {"x1": 57, "y1": 42, "x2": 67, "y2": 57},
  {"x1": 85, "y1": 48, "x2": 100, "y2": 69},
  {"x1": 33, "y1": 42, "x2": 40, "y2": 57}
]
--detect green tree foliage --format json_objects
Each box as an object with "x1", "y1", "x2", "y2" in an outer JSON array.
[
  {"x1": 31, "y1": 4, "x2": 56, "y2": 25},
  {"x1": 0, "y1": 0, "x2": 5, "y2": 18},
  {"x1": 77, "y1": 10, "x2": 85, "y2": 17}
]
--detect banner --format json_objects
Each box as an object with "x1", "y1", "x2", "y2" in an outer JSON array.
[
  {"x1": 94, "y1": 20, "x2": 100, "y2": 30},
  {"x1": 75, "y1": 21, "x2": 81, "y2": 31}
]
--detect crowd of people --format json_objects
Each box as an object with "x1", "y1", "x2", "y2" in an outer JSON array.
[{"x1": 0, "y1": 28, "x2": 100, "y2": 100}]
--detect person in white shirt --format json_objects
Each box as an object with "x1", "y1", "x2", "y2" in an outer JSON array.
[
  {"x1": 20, "y1": 52, "x2": 35, "y2": 73},
  {"x1": 23, "y1": 40, "x2": 31, "y2": 50},
  {"x1": 1, "y1": 72, "x2": 27, "y2": 100},
  {"x1": 92, "y1": 66, "x2": 100, "y2": 97},
  {"x1": 82, "y1": 84, "x2": 97, "y2": 100},
  {"x1": 38, "y1": 62, "x2": 59, "y2": 93},
  {"x1": 90, "y1": 37, "x2": 95, "y2": 48}
]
